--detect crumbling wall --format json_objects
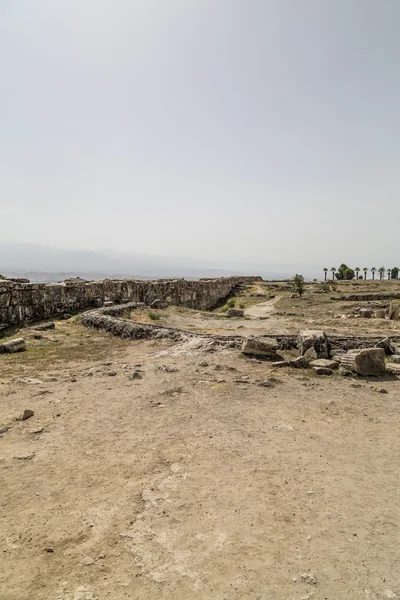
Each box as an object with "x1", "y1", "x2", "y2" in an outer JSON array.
[{"x1": 0, "y1": 276, "x2": 261, "y2": 326}]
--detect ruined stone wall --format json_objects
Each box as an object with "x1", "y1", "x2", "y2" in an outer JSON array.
[{"x1": 0, "y1": 276, "x2": 261, "y2": 326}]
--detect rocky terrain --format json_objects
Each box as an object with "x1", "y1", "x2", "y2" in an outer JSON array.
[{"x1": 1, "y1": 279, "x2": 399, "y2": 599}]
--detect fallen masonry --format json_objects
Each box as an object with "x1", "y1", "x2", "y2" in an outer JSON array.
[{"x1": 341, "y1": 348, "x2": 386, "y2": 377}]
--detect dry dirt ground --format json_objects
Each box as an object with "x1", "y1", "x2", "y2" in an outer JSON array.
[{"x1": 1, "y1": 281, "x2": 400, "y2": 600}]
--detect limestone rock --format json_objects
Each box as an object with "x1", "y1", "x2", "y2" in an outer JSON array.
[
  {"x1": 303, "y1": 347, "x2": 318, "y2": 362},
  {"x1": 389, "y1": 303, "x2": 399, "y2": 321},
  {"x1": 271, "y1": 360, "x2": 288, "y2": 368},
  {"x1": 376, "y1": 337, "x2": 397, "y2": 355},
  {"x1": 374, "y1": 309, "x2": 386, "y2": 319},
  {"x1": 130, "y1": 369, "x2": 143, "y2": 380},
  {"x1": 313, "y1": 366, "x2": 333, "y2": 375},
  {"x1": 150, "y1": 299, "x2": 165, "y2": 309},
  {"x1": 359, "y1": 308, "x2": 373, "y2": 318},
  {"x1": 386, "y1": 363, "x2": 400, "y2": 376},
  {"x1": 31, "y1": 322, "x2": 55, "y2": 331},
  {"x1": 226, "y1": 308, "x2": 244, "y2": 318},
  {"x1": 288, "y1": 356, "x2": 309, "y2": 369},
  {"x1": 22, "y1": 409, "x2": 34, "y2": 421},
  {"x1": 389, "y1": 355, "x2": 400, "y2": 364},
  {"x1": 310, "y1": 359, "x2": 339, "y2": 369},
  {"x1": 0, "y1": 338, "x2": 26, "y2": 353},
  {"x1": 103, "y1": 301, "x2": 114, "y2": 308},
  {"x1": 241, "y1": 336, "x2": 279, "y2": 359},
  {"x1": 298, "y1": 330, "x2": 330, "y2": 359},
  {"x1": 341, "y1": 348, "x2": 386, "y2": 377}
]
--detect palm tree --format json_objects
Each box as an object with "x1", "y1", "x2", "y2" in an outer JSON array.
[
  {"x1": 323, "y1": 268, "x2": 328, "y2": 281},
  {"x1": 371, "y1": 267, "x2": 376, "y2": 280},
  {"x1": 378, "y1": 266, "x2": 385, "y2": 281},
  {"x1": 355, "y1": 267, "x2": 360, "y2": 280},
  {"x1": 363, "y1": 267, "x2": 368, "y2": 280},
  {"x1": 331, "y1": 267, "x2": 336, "y2": 281},
  {"x1": 387, "y1": 268, "x2": 392, "y2": 280}
]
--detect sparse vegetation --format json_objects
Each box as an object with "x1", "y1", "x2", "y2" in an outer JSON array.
[
  {"x1": 226, "y1": 298, "x2": 236, "y2": 308},
  {"x1": 148, "y1": 310, "x2": 161, "y2": 321},
  {"x1": 0, "y1": 273, "x2": 6, "y2": 279},
  {"x1": 239, "y1": 303, "x2": 245, "y2": 309},
  {"x1": 291, "y1": 274, "x2": 305, "y2": 297}
]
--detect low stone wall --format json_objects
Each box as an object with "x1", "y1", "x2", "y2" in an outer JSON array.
[
  {"x1": 334, "y1": 292, "x2": 400, "y2": 302},
  {"x1": 0, "y1": 276, "x2": 261, "y2": 326}
]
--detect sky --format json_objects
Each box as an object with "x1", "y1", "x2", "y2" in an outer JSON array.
[{"x1": 1, "y1": 0, "x2": 399, "y2": 274}]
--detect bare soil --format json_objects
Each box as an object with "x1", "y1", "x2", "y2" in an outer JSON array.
[{"x1": 1, "y1": 281, "x2": 400, "y2": 600}]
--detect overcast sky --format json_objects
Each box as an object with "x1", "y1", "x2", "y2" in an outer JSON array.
[{"x1": 1, "y1": 0, "x2": 399, "y2": 272}]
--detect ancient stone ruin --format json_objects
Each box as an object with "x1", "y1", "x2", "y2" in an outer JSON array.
[{"x1": 0, "y1": 276, "x2": 261, "y2": 327}]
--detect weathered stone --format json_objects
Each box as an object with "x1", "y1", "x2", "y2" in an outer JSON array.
[
  {"x1": 63, "y1": 313, "x2": 72, "y2": 319},
  {"x1": 376, "y1": 337, "x2": 397, "y2": 355},
  {"x1": 31, "y1": 322, "x2": 55, "y2": 331},
  {"x1": 303, "y1": 347, "x2": 318, "y2": 362},
  {"x1": 93, "y1": 298, "x2": 104, "y2": 308},
  {"x1": 389, "y1": 355, "x2": 400, "y2": 364},
  {"x1": 374, "y1": 309, "x2": 386, "y2": 319},
  {"x1": 341, "y1": 348, "x2": 385, "y2": 377},
  {"x1": 359, "y1": 308, "x2": 373, "y2": 318},
  {"x1": 299, "y1": 330, "x2": 330, "y2": 359},
  {"x1": 310, "y1": 359, "x2": 339, "y2": 369},
  {"x1": 22, "y1": 409, "x2": 34, "y2": 421},
  {"x1": 0, "y1": 276, "x2": 262, "y2": 325},
  {"x1": 130, "y1": 369, "x2": 142, "y2": 380},
  {"x1": 389, "y1": 303, "x2": 399, "y2": 320},
  {"x1": 0, "y1": 338, "x2": 26, "y2": 353},
  {"x1": 288, "y1": 356, "x2": 309, "y2": 369},
  {"x1": 271, "y1": 360, "x2": 288, "y2": 368},
  {"x1": 386, "y1": 363, "x2": 400, "y2": 376},
  {"x1": 30, "y1": 427, "x2": 44, "y2": 434},
  {"x1": 313, "y1": 367, "x2": 333, "y2": 375},
  {"x1": 103, "y1": 301, "x2": 114, "y2": 308},
  {"x1": 226, "y1": 308, "x2": 244, "y2": 318},
  {"x1": 241, "y1": 336, "x2": 279, "y2": 358}
]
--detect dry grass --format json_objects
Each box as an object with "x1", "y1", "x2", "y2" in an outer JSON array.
[{"x1": 0, "y1": 321, "x2": 129, "y2": 378}]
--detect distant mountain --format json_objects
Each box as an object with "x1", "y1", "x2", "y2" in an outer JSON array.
[
  {"x1": 0, "y1": 243, "x2": 317, "y2": 282},
  {"x1": 0, "y1": 243, "x2": 264, "y2": 281}
]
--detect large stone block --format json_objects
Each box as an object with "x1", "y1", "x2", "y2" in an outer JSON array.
[
  {"x1": 241, "y1": 336, "x2": 279, "y2": 358},
  {"x1": 341, "y1": 348, "x2": 385, "y2": 377},
  {"x1": 0, "y1": 338, "x2": 26, "y2": 353}
]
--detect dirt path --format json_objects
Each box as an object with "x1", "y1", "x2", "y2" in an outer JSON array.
[{"x1": 245, "y1": 294, "x2": 282, "y2": 318}]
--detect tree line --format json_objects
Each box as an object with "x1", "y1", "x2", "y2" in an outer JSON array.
[{"x1": 323, "y1": 264, "x2": 399, "y2": 281}]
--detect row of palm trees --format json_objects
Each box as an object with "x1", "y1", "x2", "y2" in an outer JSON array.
[{"x1": 323, "y1": 267, "x2": 399, "y2": 281}]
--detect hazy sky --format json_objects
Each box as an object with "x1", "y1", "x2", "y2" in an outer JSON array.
[{"x1": 1, "y1": 0, "x2": 399, "y2": 271}]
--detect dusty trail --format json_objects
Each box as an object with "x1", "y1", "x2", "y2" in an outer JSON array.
[{"x1": 245, "y1": 294, "x2": 282, "y2": 318}]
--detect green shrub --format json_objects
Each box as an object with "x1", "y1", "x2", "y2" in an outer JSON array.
[
  {"x1": 239, "y1": 303, "x2": 245, "y2": 309},
  {"x1": 226, "y1": 298, "x2": 236, "y2": 308},
  {"x1": 148, "y1": 310, "x2": 161, "y2": 321},
  {"x1": 291, "y1": 274, "x2": 305, "y2": 297}
]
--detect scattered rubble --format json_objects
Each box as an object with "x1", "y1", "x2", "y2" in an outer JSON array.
[{"x1": 299, "y1": 330, "x2": 330, "y2": 359}]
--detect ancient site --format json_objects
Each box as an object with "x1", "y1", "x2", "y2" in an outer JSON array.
[
  {"x1": 2, "y1": 1, "x2": 400, "y2": 598},
  {"x1": 1, "y1": 274, "x2": 399, "y2": 599}
]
